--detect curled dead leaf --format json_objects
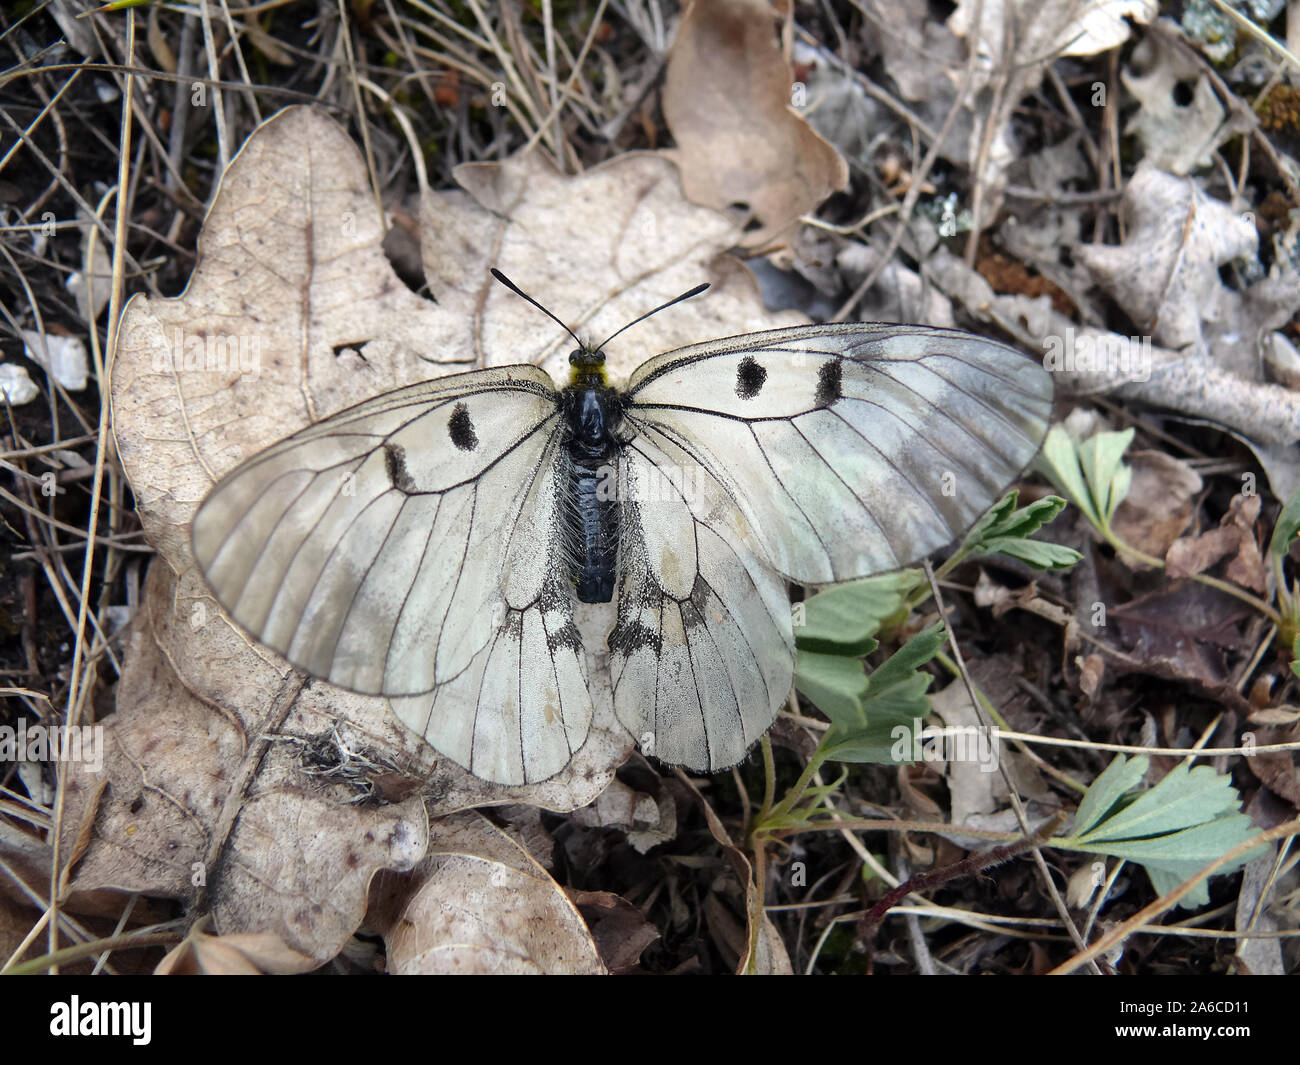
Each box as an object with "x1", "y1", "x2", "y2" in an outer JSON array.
[
  {"x1": 1165, "y1": 494, "x2": 1267, "y2": 595},
  {"x1": 155, "y1": 921, "x2": 316, "y2": 975},
  {"x1": 1078, "y1": 654, "x2": 1105, "y2": 700},
  {"x1": 377, "y1": 813, "x2": 604, "y2": 974}
]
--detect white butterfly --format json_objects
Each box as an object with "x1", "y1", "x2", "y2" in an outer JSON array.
[{"x1": 192, "y1": 273, "x2": 1053, "y2": 785}]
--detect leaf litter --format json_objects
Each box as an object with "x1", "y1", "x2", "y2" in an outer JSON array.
[{"x1": 1, "y1": 0, "x2": 1298, "y2": 978}]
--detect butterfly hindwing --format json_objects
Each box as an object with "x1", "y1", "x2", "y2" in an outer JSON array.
[
  {"x1": 610, "y1": 430, "x2": 793, "y2": 773},
  {"x1": 623, "y1": 324, "x2": 1054, "y2": 585}
]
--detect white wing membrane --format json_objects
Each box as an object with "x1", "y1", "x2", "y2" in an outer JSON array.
[
  {"x1": 610, "y1": 431, "x2": 793, "y2": 772},
  {"x1": 191, "y1": 365, "x2": 594, "y2": 785},
  {"x1": 624, "y1": 324, "x2": 1053, "y2": 585},
  {"x1": 191, "y1": 312, "x2": 1054, "y2": 784}
]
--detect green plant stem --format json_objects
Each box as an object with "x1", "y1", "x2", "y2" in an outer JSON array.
[{"x1": 758, "y1": 750, "x2": 829, "y2": 832}]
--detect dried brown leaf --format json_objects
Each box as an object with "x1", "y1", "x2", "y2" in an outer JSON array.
[
  {"x1": 1166, "y1": 494, "x2": 1267, "y2": 595},
  {"x1": 1075, "y1": 164, "x2": 1257, "y2": 349},
  {"x1": 155, "y1": 923, "x2": 316, "y2": 974},
  {"x1": 111, "y1": 107, "x2": 804, "y2": 813},
  {"x1": 1111, "y1": 450, "x2": 1202, "y2": 560},
  {"x1": 567, "y1": 889, "x2": 661, "y2": 973},
  {"x1": 663, "y1": 0, "x2": 847, "y2": 247},
  {"x1": 60, "y1": 564, "x2": 430, "y2": 965}
]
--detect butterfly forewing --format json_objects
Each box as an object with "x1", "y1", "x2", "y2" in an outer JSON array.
[
  {"x1": 622, "y1": 324, "x2": 1054, "y2": 586},
  {"x1": 191, "y1": 364, "x2": 599, "y2": 784}
]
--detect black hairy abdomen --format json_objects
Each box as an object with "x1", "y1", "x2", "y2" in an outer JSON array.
[
  {"x1": 561, "y1": 386, "x2": 621, "y2": 604},
  {"x1": 568, "y1": 455, "x2": 618, "y2": 603}
]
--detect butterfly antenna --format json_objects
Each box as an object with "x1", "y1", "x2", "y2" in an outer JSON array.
[
  {"x1": 491, "y1": 268, "x2": 585, "y2": 348},
  {"x1": 596, "y1": 282, "x2": 710, "y2": 350}
]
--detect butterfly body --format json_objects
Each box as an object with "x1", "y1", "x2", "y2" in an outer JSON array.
[
  {"x1": 559, "y1": 344, "x2": 623, "y2": 603},
  {"x1": 192, "y1": 299, "x2": 1054, "y2": 785}
]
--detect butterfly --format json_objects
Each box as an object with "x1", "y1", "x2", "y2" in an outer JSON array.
[{"x1": 191, "y1": 270, "x2": 1054, "y2": 785}]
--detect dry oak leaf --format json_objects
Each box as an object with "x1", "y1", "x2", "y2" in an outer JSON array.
[
  {"x1": 1122, "y1": 23, "x2": 1251, "y2": 176},
  {"x1": 949, "y1": 0, "x2": 1156, "y2": 72},
  {"x1": 59, "y1": 562, "x2": 429, "y2": 965},
  {"x1": 570, "y1": 776, "x2": 677, "y2": 853},
  {"x1": 567, "y1": 889, "x2": 662, "y2": 973},
  {"x1": 111, "y1": 106, "x2": 809, "y2": 809},
  {"x1": 109, "y1": 105, "x2": 621, "y2": 824},
  {"x1": 663, "y1": 0, "x2": 848, "y2": 247},
  {"x1": 155, "y1": 922, "x2": 316, "y2": 975},
  {"x1": 1110, "y1": 449, "x2": 1203, "y2": 560}
]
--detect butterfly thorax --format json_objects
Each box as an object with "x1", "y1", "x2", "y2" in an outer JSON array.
[{"x1": 560, "y1": 346, "x2": 623, "y2": 603}]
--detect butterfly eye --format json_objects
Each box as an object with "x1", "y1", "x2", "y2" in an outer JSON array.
[{"x1": 569, "y1": 348, "x2": 605, "y2": 367}]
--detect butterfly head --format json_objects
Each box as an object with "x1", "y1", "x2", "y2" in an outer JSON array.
[{"x1": 567, "y1": 342, "x2": 608, "y2": 388}]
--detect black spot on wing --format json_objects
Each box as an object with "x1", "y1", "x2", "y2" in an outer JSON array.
[
  {"x1": 383, "y1": 443, "x2": 417, "y2": 493},
  {"x1": 545, "y1": 618, "x2": 583, "y2": 654},
  {"x1": 609, "y1": 617, "x2": 663, "y2": 657},
  {"x1": 448, "y1": 402, "x2": 478, "y2": 451},
  {"x1": 815, "y1": 357, "x2": 844, "y2": 408},
  {"x1": 735, "y1": 355, "x2": 767, "y2": 400},
  {"x1": 540, "y1": 578, "x2": 583, "y2": 653}
]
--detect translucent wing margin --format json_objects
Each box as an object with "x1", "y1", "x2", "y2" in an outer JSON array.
[
  {"x1": 191, "y1": 365, "x2": 593, "y2": 785},
  {"x1": 609, "y1": 431, "x2": 793, "y2": 773},
  {"x1": 623, "y1": 324, "x2": 1054, "y2": 585}
]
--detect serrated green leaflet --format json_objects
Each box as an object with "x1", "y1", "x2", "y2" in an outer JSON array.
[
  {"x1": 1071, "y1": 761, "x2": 1242, "y2": 844},
  {"x1": 1070, "y1": 752, "x2": 1148, "y2": 837},
  {"x1": 1035, "y1": 426, "x2": 1134, "y2": 532},
  {"x1": 1077, "y1": 429, "x2": 1134, "y2": 524},
  {"x1": 794, "y1": 649, "x2": 870, "y2": 728},
  {"x1": 804, "y1": 623, "x2": 946, "y2": 764},
  {"x1": 1057, "y1": 755, "x2": 1265, "y2": 908},
  {"x1": 957, "y1": 491, "x2": 1080, "y2": 570}
]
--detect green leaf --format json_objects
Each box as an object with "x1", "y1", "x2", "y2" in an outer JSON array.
[
  {"x1": 1292, "y1": 634, "x2": 1300, "y2": 681},
  {"x1": 1268, "y1": 484, "x2": 1300, "y2": 559},
  {"x1": 1072, "y1": 761, "x2": 1241, "y2": 844},
  {"x1": 1077, "y1": 428, "x2": 1135, "y2": 525},
  {"x1": 964, "y1": 491, "x2": 1056, "y2": 542},
  {"x1": 1056, "y1": 755, "x2": 1266, "y2": 908},
  {"x1": 1035, "y1": 427, "x2": 1101, "y2": 528},
  {"x1": 958, "y1": 492, "x2": 1080, "y2": 570},
  {"x1": 808, "y1": 623, "x2": 947, "y2": 764},
  {"x1": 794, "y1": 649, "x2": 869, "y2": 728},
  {"x1": 977, "y1": 537, "x2": 1083, "y2": 570},
  {"x1": 1034, "y1": 425, "x2": 1134, "y2": 532},
  {"x1": 1070, "y1": 753, "x2": 1148, "y2": 838},
  {"x1": 794, "y1": 571, "x2": 923, "y2": 656}
]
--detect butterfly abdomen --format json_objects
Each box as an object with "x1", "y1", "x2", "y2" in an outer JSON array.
[{"x1": 561, "y1": 385, "x2": 621, "y2": 603}]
